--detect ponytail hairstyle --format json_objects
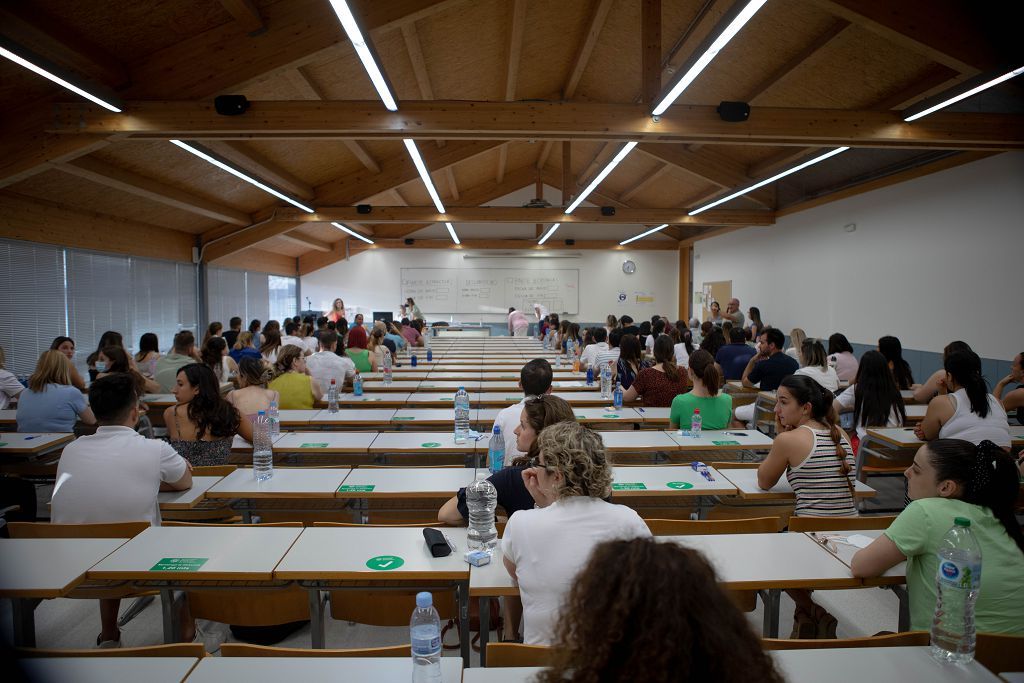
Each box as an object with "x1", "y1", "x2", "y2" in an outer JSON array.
[
  {"x1": 800, "y1": 338, "x2": 829, "y2": 370},
  {"x1": 653, "y1": 334, "x2": 681, "y2": 383},
  {"x1": 926, "y1": 439, "x2": 1024, "y2": 556},
  {"x1": 779, "y1": 374, "x2": 854, "y2": 499},
  {"x1": 699, "y1": 328, "x2": 726, "y2": 357},
  {"x1": 943, "y1": 340, "x2": 972, "y2": 360},
  {"x1": 273, "y1": 345, "x2": 304, "y2": 376},
  {"x1": 878, "y1": 335, "x2": 914, "y2": 390},
  {"x1": 944, "y1": 350, "x2": 991, "y2": 418},
  {"x1": 679, "y1": 325, "x2": 695, "y2": 355},
  {"x1": 853, "y1": 350, "x2": 906, "y2": 429},
  {"x1": 689, "y1": 349, "x2": 721, "y2": 396}
]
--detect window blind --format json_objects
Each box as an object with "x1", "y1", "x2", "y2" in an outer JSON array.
[
  {"x1": 268, "y1": 275, "x2": 297, "y2": 322},
  {"x1": 0, "y1": 239, "x2": 68, "y2": 376},
  {"x1": 130, "y1": 257, "x2": 198, "y2": 353},
  {"x1": 66, "y1": 250, "x2": 132, "y2": 369},
  {"x1": 245, "y1": 271, "x2": 270, "y2": 325},
  {"x1": 206, "y1": 267, "x2": 247, "y2": 329}
]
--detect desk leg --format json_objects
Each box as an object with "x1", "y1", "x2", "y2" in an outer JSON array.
[
  {"x1": 11, "y1": 597, "x2": 40, "y2": 647},
  {"x1": 892, "y1": 585, "x2": 910, "y2": 632},
  {"x1": 760, "y1": 589, "x2": 781, "y2": 637},
  {"x1": 308, "y1": 589, "x2": 325, "y2": 649},
  {"x1": 159, "y1": 589, "x2": 177, "y2": 644},
  {"x1": 457, "y1": 581, "x2": 470, "y2": 667},
  {"x1": 478, "y1": 597, "x2": 490, "y2": 666}
]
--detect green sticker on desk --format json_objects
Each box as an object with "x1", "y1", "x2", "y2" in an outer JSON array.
[
  {"x1": 150, "y1": 557, "x2": 208, "y2": 572},
  {"x1": 339, "y1": 484, "x2": 376, "y2": 492},
  {"x1": 441, "y1": 397, "x2": 453, "y2": 401},
  {"x1": 421, "y1": 442, "x2": 442, "y2": 448},
  {"x1": 575, "y1": 414, "x2": 586, "y2": 419},
  {"x1": 420, "y1": 384, "x2": 435, "y2": 388},
  {"x1": 0, "y1": 443, "x2": 7, "y2": 447},
  {"x1": 300, "y1": 442, "x2": 329, "y2": 448},
  {"x1": 505, "y1": 396, "x2": 520, "y2": 401},
  {"x1": 712, "y1": 440, "x2": 741, "y2": 445},
  {"x1": 363, "y1": 398, "x2": 382, "y2": 402},
  {"x1": 602, "y1": 414, "x2": 621, "y2": 419},
  {"x1": 393, "y1": 416, "x2": 415, "y2": 421},
  {"x1": 366, "y1": 555, "x2": 404, "y2": 571},
  {"x1": 612, "y1": 482, "x2": 647, "y2": 491},
  {"x1": 666, "y1": 481, "x2": 694, "y2": 490}
]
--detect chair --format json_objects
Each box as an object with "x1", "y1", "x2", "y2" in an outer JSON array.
[
  {"x1": 762, "y1": 631, "x2": 929, "y2": 650},
  {"x1": 644, "y1": 516, "x2": 782, "y2": 536},
  {"x1": 975, "y1": 633, "x2": 1024, "y2": 675},
  {"x1": 16, "y1": 643, "x2": 206, "y2": 658},
  {"x1": 486, "y1": 642, "x2": 556, "y2": 667},
  {"x1": 220, "y1": 643, "x2": 410, "y2": 657},
  {"x1": 787, "y1": 516, "x2": 896, "y2": 532}
]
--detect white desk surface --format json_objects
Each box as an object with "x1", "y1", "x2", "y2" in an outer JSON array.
[
  {"x1": 468, "y1": 541, "x2": 519, "y2": 596},
  {"x1": 869, "y1": 424, "x2": 1021, "y2": 445},
  {"x1": 21, "y1": 657, "x2": 200, "y2": 683},
  {"x1": 666, "y1": 428, "x2": 775, "y2": 450},
  {"x1": 274, "y1": 526, "x2": 470, "y2": 581},
  {"x1": 634, "y1": 406, "x2": 671, "y2": 424},
  {"x1": 142, "y1": 393, "x2": 177, "y2": 405},
  {"x1": 88, "y1": 526, "x2": 303, "y2": 581},
  {"x1": 0, "y1": 432, "x2": 74, "y2": 454},
  {"x1": 905, "y1": 404, "x2": 927, "y2": 420},
  {"x1": 404, "y1": 391, "x2": 461, "y2": 404},
  {"x1": 718, "y1": 467, "x2": 876, "y2": 500},
  {"x1": 308, "y1": 409, "x2": 397, "y2": 425},
  {"x1": 611, "y1": 465, "x2": 738, "y2": 496},
  {"x1": 572, "y1": 407, "x2": 642, "y2": 423},
  {"x1": 418, "y1": 380, "x2": 482, "y2": 390},
  {"x1": 335, "y1": 392, "x2": 411, "y2": 406},
  {"x1": 463, "y1": 667, "x2": 544, "y2": 683},
  {"x1": 550, "y1": 380, "x2": 598, "y2": 391},
  {"x1": 550, "y1": 392, "x2": 611, "y2": 405},
  {"x1": 475, "y1": 392, "x2": 532, "y2": 404},
  {"x1": 771, "y1": 646, "x2": 1001, "y2": 682},
  {"x1": 275, "y1": 409, "x2": 321, "y2": 425},
  {"x1": 0, "y1": 408, "x2": 16, "y2": 424},
  {"x1": 185, "y1": 657, "x2": 462, "y2": 683},
  {"x1": 360, "y1": 380, "x2": 427, "y2": 391},
  {"x1": 805, "y1": 529, "x2": 906, "y2": 581},
  {"x1": 362, "y1": 371, "x2": 431, "y2": 380},
  {"x1": 273, "y1": 431, "x2": 377, "y2": 452},
  {"x1": 391, "y1": 408, "x2": 455, "y2": 424},
  {"x1": 599, "y1": 431, "x2": 679, "y2": 452},
  {"x1": 337, "y1": 467, "x2": 477, "y2": 497},
  {"x1": 206, "y1": 467, "x2": 351, "y2": 498},
  {"x1": 477, "y1": 408, "x2": 503, "y2": 424},
  {"x1": 158, "y1": 475, "x2": 224, "y2": 509},
  {"x1": 368, "y1": 431, "x2": 481, "y2": 453},
  {"x1": 231, "y1": 433, "x2": 284, "y2": 450},
  {"x1": 0, "y1": 537, "x2": 127, "y2": 597},
  {"x1": 424, "y1": 371, "x2": 482, "y2": 379}
]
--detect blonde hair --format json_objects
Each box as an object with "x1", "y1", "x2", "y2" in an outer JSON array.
[
  {"x1": 536, "y1": 421, "x2": 613, "y2": 499},
  {"x1": 233, "y1": 331, "x2": 254, "y2": 350},
  {"x1": 28, "y1": 350, "x2": 73, "y2": 392},
  {"x1": 273, "y1": 345, "x2": 304, "y2": 376},
  {"x1": 789, "y1": 328, "x2": 807, "y2": 363}
]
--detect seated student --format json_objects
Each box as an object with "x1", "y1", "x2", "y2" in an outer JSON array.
[
  {"x1": 400, "y1": 317, "x2": 422, "y2": 347},
  {"x1": 201, "y1": 321, "x2": 222, "y2": 347},
  {"x1": 757, "y1": 374, "x2": 855, "y2": 637},
  {"x1": 51, "y1": 373, "x2": 192, "y2": 647},
  {"x1": 834, "y1": 350, "x2": 906, "y2": 447},
  {"x1": 222, "y1": 316, "x2": 243, "y2": 350},
  {"x1": 670, "y1": 350, "x2": 732, "y2": 430},
  {"x1": 699, "y1": 326, "x2": 726, "y2": 359},
  {"x1": 229, "y1": 331, "x2": 262, "y2": 364},
  {"x1": 637, "y1": 320, "x2": 651, "y2": 350},
  {"x1": 311, "y1": 316, "x2": 329, "y2": 344},
  {"x1": 248, "y1": 318, "x2": 263, "y2": 346},
  {"x1": 673, "y1": 325, "x2": 696, "y2": 366},
  {"x1": 916, "y1": 350, "x2": 1010, "y2": 448},
  {"x1": 0, "y1": 346, "x2": 24, "y2": 409},
  {"x1": 50, "y1": 336, "x2": 88, "y2": 392},
  {"x1": 539, "y1": 538, "x2": 785, "y2": 683},
  {"x1": 227, "y1": 358, "x2": 278, "y2": 443},
  {"x1": 605, "y1": 314, "x2": 619, "y2": 338},
  {"x1": 734, "y1": 327, "x2": 799, "y2": 426},
  {"x1": 385, "y1": 322, "x2": 408, "y2": 353},
  {"x1": 306, "y1": 330, "x2": 355, "y2": 392},
  {"x1": 912, "y1": 340, "x2": 972, "y2": 403},
  {"x1": 155, "y1": 331, "x2": 200, "y2": 392},
  {"x1": 644, "y1": 319, "x2": 665, "y2": 355},
  {"x1": 96, "y1": 346, "x2": 161, "y2": 394},
  {"x1": 795, "y1": 338, "x2": 840, "y2": 391},
  {"x1": 268, "y1": 345, "x2": 322, "y2": 409},
  {"x1": 165, "y1": 364, "x2": 240, "y2": 466},
  {"x1": 852, "y1": 439, "x2": 1024, "y2": 635},
  {"x1": 368, "y1": 326, "x2": 389, "y2": 368},
  {"x1": 827, "y1": 332, "x2": 859, "y2": 383},
  {"x1": 502, "y1": 421, "x2": 651, "y2": 645},
  {"x1": 200, "y1": 336, "x2": 239, "y2": 385},
  {"x1": 17, "y1": 351, "x2": 96, "y2": 432},
  {"x1": 878, "y1": 335, "x2": 914, "y2": 390},
  {"x1": 134, "y1": 333, "x2": 161, "y2": 380},
  {"x1": 280, "y1": 320, "x2": 308, "y2": 354},
  {"x1": 578, "y1": 327, "x2": 610, "y2": 371},
  {"x1": 86, "y1": 330, "x2": 124, "y2": 382},
  {"x1": 508, "y1": 307, "x2": 530, "y2": 337},
  {"x1": 715, "y1": 327, "x2": 756, "y2": 380},
  {"x1": 623, "y1": 335, "x2": 689, "y2": 407},
  {"x1": 614, "y1": 333, "x2": 651, "y2": 391},
  {"x1": 746, "y1": 306, "x2": 766, "y2": 340},
  {"x1": 259, "y1": 329, "x2": 283, "y2": 364},
  {"x1": 994, "y1": 351, "x2": 1024, "y2": 424},
  {"x1": 301, "y1": 322, "x2": 319, "y2": 354},
  {"x1": 785, "y1": 327, "x2": 806, "y2": 363},
  {"x1": 618, "y1": 315, "x2": 640, "y2": 337},
  {"x1": 344, "y1": 326, "x2": 377, "y2": 373}
]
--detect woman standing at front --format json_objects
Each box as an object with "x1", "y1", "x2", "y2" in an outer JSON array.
[{"x1": 326, "y1": 298, "x2": 346, "y2": 324}]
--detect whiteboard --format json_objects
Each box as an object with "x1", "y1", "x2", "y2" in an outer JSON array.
[{"x1": 401, "y1": 268, "x2": 578, "y2": 315}]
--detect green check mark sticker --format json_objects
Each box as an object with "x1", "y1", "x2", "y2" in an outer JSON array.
[
  {"x1": 393, "y1": 416, "x2": 415, "y2": 421},
  {"x1": 366, "y1": 555, "x2": 404, "y2": 571},
  {"x1": 300, "y1": 443, "x2": 328, "y2": 448},
  {"x1": 712, "y1": 440, "x2": 741, "y2": 445},
  {"x1": 421, "y1": 442, "x2": 441, "y2": 448},
  {"x1": 666, "y1": 481, "x2": 694, "y2": 490},
  {"x1": 339, "y1": 484, "x2": 375, "y2": 492},
  {"x1": 602, "y1": 414, "x2": 621, "y2": 419}
]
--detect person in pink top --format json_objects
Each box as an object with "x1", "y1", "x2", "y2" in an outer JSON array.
[
  {"x1": 400, "y1": 318, "x2": 423, "y2": 347},
  {"x1": 508, "y1": 307, "x2": 530, "y2": 337}
]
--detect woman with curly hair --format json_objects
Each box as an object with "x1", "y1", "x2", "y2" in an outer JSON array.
[
  {"x1": 502, "y1": 421, "x2": 650, "y2": 645},
  {"x1": 268, "y1": 345, "x2": 321, "y2": 410},
  {"x1": 164, "y1": 363, "x2": 240, "y2": 466},
  {"x1": 539, "y1": 537, "x2": 784, "y2": 683}
]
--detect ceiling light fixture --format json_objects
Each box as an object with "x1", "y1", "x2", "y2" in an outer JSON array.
[
  {"x1": 402, "y1": 139, "x2": 447, "y2": 214},
  {"x1": 331, "y1": 222, "x2": 374, "y2": 244},
  {"x1": 537, "y1": 223, "x2": 561, "y2": 245},
  {"x1": 445, "y1": 222, "x2": 461, "y2": 245},
  {"x1": 689, "y1": 146, "x2": 849, "y2": 215},
  {"x1": 0, "y1": 44, "x2": 122, "y2": 112},
  {"x1": 619, "y1": 223, "x2": 670, "y2": 245},
  {"x1": 651, "y1": 0, "x2": 769, "y2": 116},
  {"x1": 903, "y1": 65, "x2": 1024, "y2": 122},
  {"x1": 326, "y1": 0, "x2": 398, "y2": 111},
  {"x1": 564, "y1": 141, "x2": 638, "y2": 215},
  {"x1": 169, "y1": 140, "x2": 315, "y2": 212}
]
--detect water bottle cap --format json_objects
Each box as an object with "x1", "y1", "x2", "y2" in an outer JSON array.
[
  {"x1": 493, "y1": 426, "x2": 500, "y2": 434},
  {"x1": 416, "y1": 591, "x2": 433, "y2": 608},
  {"x1": 269, "y1": 401, "x2": 277, "y2": 407},
  {"x1": 954, "y1": 517, "x2": 971, "y2": 527},
  {"x1": 257, "y1": 410, "x2": 266, "y2": 416},
  {"x1": 694, "y1": 409, "x2": 700, "y2": 414}
]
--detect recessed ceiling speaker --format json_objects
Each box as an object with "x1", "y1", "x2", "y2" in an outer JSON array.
[
  {"x1": 601, "y1": 206, "x2": 616, "y2": 216},
  {"x1": 716, "y1": 101, "x2": 750, "y2": 122},
  {"x1": 214, "y1": 95, "x2": 249, "y2": 116},
  {"x1": 357, "y1": 204, "x2": 372, "y2": 214},
  {"x1": 565, "y1": 239, "x2": 575, "y2": 246},
  {"x1": 404, "y1": 238, "x2": 415, "y2": 245}
]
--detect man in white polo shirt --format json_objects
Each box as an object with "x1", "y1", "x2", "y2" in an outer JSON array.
[{"x1": 51, "y1": 373, "x2": 192, "y2": 648}]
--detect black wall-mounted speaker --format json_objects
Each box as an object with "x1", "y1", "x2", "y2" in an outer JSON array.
[
  {"x1": 600, "y1": 206, "x2": 616, "y2": 216},
  {"x1": 716, "y1": 101, "x2": 750, "y2": 122},
  {"x1": 214, "y1": 95, "x2": 249, "y2": 116},
  {"x1": 565, "y1": 239, "x2": 575, "y2": 246},
  {"x1": 404, "y1": 238, "x2": 415, "y2": 245},
  {"x1": 357, "y1": 204, "x2": 372, "y2": 214}
]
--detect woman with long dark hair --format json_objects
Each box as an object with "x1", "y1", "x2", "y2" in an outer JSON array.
[
  {"x1": 852, "y1": 439, "x2": 1024, "y2": 634},
  {"x1": 615, "y1": 333, "x2": 651, "y2": 391},
  {"x1": 623, "y1": 334, "x2": 689, "y2": 407},
  {"x1": 747, "y1": 306, "x2": 765, "y2": 339},
  {"x1": 200, "y1": 336, "x2": 238, "y2": 384},
  {"x1": 86, "y1": 330, "x2": 124, "y2": 381},
  {"x1": 95, "y1": 346, "x2": 160, "y2": 393},
  {"x1": 878, "y1": 335, "x2": 914, "y2": 390},
  {"x1": 917, "y1": 350, "x2": 1010, "y2": 447},
  {"x1": 912, "y1": 340, "x2": 972, "y2": 403},
  {"x1": 164, "y1": 363, "x2": 240, "y2": 466},
  {"x1": 50, "y1": 336, "x2": 87, "y2": 391},
  {"x1": 827, "y1": 332, "x2": 858, "y2": 383},
  {"x1": 835, "y1": 350, "x2": 906, "y2": 445},
  {"x1": 673, "y1": 323, "x2": 696, "y2": 366},
  {"x1": 259, "y1": 328, "x2": 283, "y2": 364},
  {"x1": 201, "y1": 321, "x2": 222, "y2": 347},
  {"x1": 134, "y1": 332, "x2": 161, "y2": 378}
]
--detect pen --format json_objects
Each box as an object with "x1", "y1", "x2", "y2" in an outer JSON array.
[
  {"x1": 637, "y1": 408, "x2": 645, "y2": 413},
  {"x1": 24, "y1": 435, "x2": 39, "y2": 440}
]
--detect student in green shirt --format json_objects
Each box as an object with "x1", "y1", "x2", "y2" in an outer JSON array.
[
  {"x1": 669, "y1": 349, "x2": 732, "y2": 430},
  {"x1": 852, "y1": 439, "x2": 1024, "y2": 634}
]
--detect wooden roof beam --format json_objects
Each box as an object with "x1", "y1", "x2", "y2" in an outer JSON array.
[
  {"x1": 742, "y1": 20, "x2": 849, "y2": 103},
  {"x1": 563, "y1": 0, "x2": 615, "y2": 99},
  {"x1": 536, "y1": 141, "x2": 555, "y2": 170},
  {"x1": 641, "y1": 0, "x2": 662, "y2": 105},
  {"x1": 444, "y1": 168, "x2": 459, "y2": 201},
  {"x1": 276, "y1": 231, "x2": 332, "y2": 252},
  {"x1": 218, "y1": 0, "x2": 265, "y2": 34},
  {"x1": 636, "y1": 144, "x2": 775, "y2": 208},
  {"x1": 201, "y1": 140, "x2": 316, "y2": 201},
  {"x1": 620, "y1": 163, "x2": 670, "y2": 203},
  {"x1": 504, "y1": 0, "x2": 527, "y2": 101}
]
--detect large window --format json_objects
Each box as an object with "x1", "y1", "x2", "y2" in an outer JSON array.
[
  {"x1": 206, "y1": 268, "x2": 296, "y2": 330},
  {"x1": 269, "y1": 275, "x2": 297, "y2": 321}
]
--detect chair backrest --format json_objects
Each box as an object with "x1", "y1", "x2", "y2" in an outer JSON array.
[
  {"x1": 975, "y1": 633, "x2": 1024, "y2": 675},
  {"x1": 220, "y1": 643, "x2": 410, "y2": 658},
  {"x1": 762, "y1": 631, "x2": 929, "y2": 650},
  {"x1": 645, "y1": 516, "x2": 781, "y2": 536},
  {"x1": 313, "y1": 521, "x2": 434, "y2": 528},
  {"x1": 787, "y1": 516, "x2": 896, "y2": 532},
  {"x1": 191, "y1": 465, "x2": 237, "y2": 477},
  {"x1": 7, "y1": 521, "x2": 149, "y2": 539},
  {"x1": 486, "y1": 642, "x2": 556, "y2": 668},
  {"x1": 17, "y1": 643, "x2": 205, "y2": 658}
]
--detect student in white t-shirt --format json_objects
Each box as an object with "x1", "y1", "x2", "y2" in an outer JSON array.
[
  {"x1": 579, "y1": 327, "x2": 610, "y2": 371},
  {"x1": 305, "y1": 330, "x2": 355, "y2": 392},
  {"x1": 794, "y1": 338, "x2": 840, "y2": 392},
  {"x1": 51, "y1": 373, "x2": 192, "y2": 647},
  {"x1": 502, "y1": 421, "x2": 651, "y2": 645}
]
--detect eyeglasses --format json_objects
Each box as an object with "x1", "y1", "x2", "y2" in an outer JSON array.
[{"x1": 527, "y1": 456, "x2": 553, "y2": 471}]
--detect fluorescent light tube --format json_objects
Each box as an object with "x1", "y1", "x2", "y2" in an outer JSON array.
[
  {"x1": 903, "y1": 65, "x2": 1024, "y2": 121},
  {"x1": 537, "y1": 223, "x2": 561, "y2": 245},
  {"x1": 327, "y1": 0, "x2": 398, "y2": 111},
  {"x1": 403, "y1": 139, "x2": 446, "y2": 213},
  {"x1": 444, "y1": 222, "x2": 461, "y2": 245},
  {"x1": 0, "y1": 46, "x2": 122, "y2": 113},
  {"x1": 651, "y1": 0, "x2": 769, "y2": 116},
  {"x1": 689, "y1": 146, "x2": 849, "y2": 215},
  {"x1": 331, "y1": 222, "x2": 374, "y2": 244},
  {"x1": 565, "y1": 141, "x2": 638, "y2": 214},
  {"x1": 620, "y1": 224, "x2": 669, "y2": 245},
  {"x1": 169, "y1": 140, "x2": 315, "y2": 213}
]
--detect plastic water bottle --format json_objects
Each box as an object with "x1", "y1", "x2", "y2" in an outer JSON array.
[
  {"x1": 327, "y1": 379, "x2": 339, "y2": 413},
  {"x1": 353, "y1": 372, "x2": 363, "y2": 396},
  {"x1": 453, "y1": 387, "x2": 471, "y2": 444},
  {"x1": 426, "y1": 348, "x2": 432, "y2": 362},
  {"x1": 466, "y1": 471, "x2": 497, "y2": 550},
  {"x1": 382, "y1": 348, "x2": 393, "y2": 386},
  {"x1": 411, "y1": 353, "x2": 418, "y2": 367},
  {"x1": 931, "y1": 517, "x2": 982, "y2": 664},
  {"x1": 556, "y1": 350, "x2": 563, "y2": 368},
  {"x1": 600, "y1": 362, "x2": 612, "y2": 399},
  {"x1": 488, "y1": 426, "x2": 504, "y2": 475},
  {"x1": 613, "y1": 381, "x2": 623, "y2": 410},
  {"x1": 267, "y1": 400, "x2": 280, "y2": 437},
  {"x1": 252, "y1": 410, "x2": 273, "y2": 481},
  {"x1": 586, "y1": 367, "x2": 594, "y2": 386},
  {"x1": 410, "y1": 592, "x2": 443, "y2": 682},
  {"x1": 543, "y1": 331, "x2": 549, "y2": 350},
  {"x1": 691, "y1": 408, "x2": 702, "y2": 439},
  {"x1": 570, "y1": 341, "x2": 580, "y2": 373}
]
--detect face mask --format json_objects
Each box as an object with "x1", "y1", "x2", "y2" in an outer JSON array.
[{"x1": 95, "y1": 362, "x2": 108, "y2": 372}]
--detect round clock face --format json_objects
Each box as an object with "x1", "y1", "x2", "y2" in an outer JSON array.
[{"x1": 622, "y1": 259, "x2": 636, "y2": 274}]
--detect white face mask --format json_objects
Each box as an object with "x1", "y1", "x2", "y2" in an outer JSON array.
[{"x1": 95, "y1": 361, "x2": 108, "y2": 372}]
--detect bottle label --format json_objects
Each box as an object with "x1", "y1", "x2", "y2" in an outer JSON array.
[
  {"x1": 412, "y1": 635, "x2": 441, "y2": 656},
  {"x1": 937, "y1": 556, "x2": 981, "y2": 589}
]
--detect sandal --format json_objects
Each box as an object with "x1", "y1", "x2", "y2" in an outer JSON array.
[
  {"x1": 813, "y1": 605, "x2": 838, "y2": 639},
  {"x1": 789, "y1": 607, "x2": 817, "y2": 639}
]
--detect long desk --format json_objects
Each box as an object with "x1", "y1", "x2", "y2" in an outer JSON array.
[
  {"x1": 185, "y1": 657, "x2": 463, "y2": 683},
  {"x1": 717, "y1": 466, "x2": 877, "y2": 502},
  {"x1": 19, "y1": 657, "x2": 201, "y2": 683}
]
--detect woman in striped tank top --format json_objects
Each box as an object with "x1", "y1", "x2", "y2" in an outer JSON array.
[{"x1": 758, "y1": 374, "x2": 856, "y2": 638}]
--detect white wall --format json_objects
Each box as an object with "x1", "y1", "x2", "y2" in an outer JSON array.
[
  {"x1": 692, "y1": 152, "x2": 1023, "y2": 360},
  {"x1": 302, "y1": 249, "x2": 679, "y2": 324}
]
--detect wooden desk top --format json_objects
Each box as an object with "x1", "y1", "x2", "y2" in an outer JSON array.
[
  {"x1": 185, "y1": 657, "x2": 462, "y2": 683},
  {"x1": 718, "y1": 467, "x2": 876, "y2": 500}
]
